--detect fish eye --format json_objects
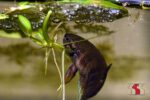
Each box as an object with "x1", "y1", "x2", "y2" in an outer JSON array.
[{"x1": 65, "y1": 37, "x2": 70, "y2": 41}]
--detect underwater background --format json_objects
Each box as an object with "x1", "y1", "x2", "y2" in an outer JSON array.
[{"x1": 0, "y1": 0, "x2": 150, "y2": 100}]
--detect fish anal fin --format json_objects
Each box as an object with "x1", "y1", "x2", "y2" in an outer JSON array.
[{"x1": 65, "y1": 64, "x2": 78, "y2": 84}]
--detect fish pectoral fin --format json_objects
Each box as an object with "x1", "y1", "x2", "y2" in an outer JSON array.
[{"x1": 65, "y1": 64, "x2": 78, "y2": 84}]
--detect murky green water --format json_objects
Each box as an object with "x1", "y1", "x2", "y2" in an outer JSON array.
[{"x1": 0, "y1": 1, "x2": 150, "y2": 100}]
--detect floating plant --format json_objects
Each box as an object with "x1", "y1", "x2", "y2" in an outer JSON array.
[{"x1": 0, "y1": 0, "x2": 128, "y2": 36}]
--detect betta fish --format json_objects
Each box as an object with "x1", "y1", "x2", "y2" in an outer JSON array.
[{"x1": 63, "y1": 33, "x2": 111, "y2": 100}]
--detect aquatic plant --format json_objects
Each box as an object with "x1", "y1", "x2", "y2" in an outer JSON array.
[
  {"x1": 18, "y1": 10, "x2": 66, "y2": 100},
  {"x1": 0, "y1": 0, "x2": 128, "y2": 34}
]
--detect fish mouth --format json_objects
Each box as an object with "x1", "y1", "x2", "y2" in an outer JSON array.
[
  {"x1": 63, "y1": 33, "x2": 72, "y2": 44},
  {"x1": 63, "y1": 33, "x2": 72, "y2": 54},
  {"x1": 63, "y1": 33, "x2": 78, "y2": 56},
  {"x1": 63, "y1": 34, "x2": 71, "y2": 48}
]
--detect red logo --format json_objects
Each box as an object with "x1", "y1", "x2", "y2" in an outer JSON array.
[{"x1": 129, "y1": 83, "x2": 145, "y2": 95}]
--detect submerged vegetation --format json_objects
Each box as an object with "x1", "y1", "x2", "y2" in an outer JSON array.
[{"x1": 17, "y1": 9, "x2": 67, "y2": 100}]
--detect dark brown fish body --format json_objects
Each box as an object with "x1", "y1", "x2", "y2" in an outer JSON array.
[{"x1": 63, "y1": 33, "x2": 111, "y2": 100}]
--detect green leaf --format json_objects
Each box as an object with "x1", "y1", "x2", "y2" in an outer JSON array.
[
  {"x1": 17, "y1": 1, "x2": 36, "y2": 10},
  {"x1": 62, "y1": 0, "x2": 128, "y2": 12},
  {"x1": 0, "y1": 14, "x2": 9, "y2": 19},
  {"x1": 31, "y1": 29, "x2": 47, "y2": 46},
  {"x1": 98, "y1": 0, "x2": 127, "y2": 11},
  {"x1": 18, "y1": 1, "x2": 30, "y2": 6},
  {"x1": 53, "y1": 43, "x2": 64, "y2": 50},
  {"x1": 0, "y1": 30, "x2": 22, "y2": 38},
  {"x1": 142, "y1": 2, "x2": 150, "y2": 10},
  {"x1": 142, "y1": 6, "x2": 150, "y2": 10},
  {"x1": 30, "y1": 36, "x2": 43, "y2": 46},
  {"x1": 50, "y1": 22, "x2": 63, "y2": 40},
  {"x1": 42, "y1": 10, "x2": 52, "y2": 43},
  {"x1": 18, "y1": 15, "x2": 32, "y2": 36}
]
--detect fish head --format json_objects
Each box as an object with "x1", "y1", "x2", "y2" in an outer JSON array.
[
  {"x1": 63, "y1": 33, "x2": 84, "y2": 56},
  {"x1": 63, "y1": 33, "x2": 84, "y2": 44}
]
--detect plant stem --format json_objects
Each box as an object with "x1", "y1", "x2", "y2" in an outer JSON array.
[
  {"x1": 45, "y1": 47, "x2": 50, "y2": 75},
  {"x1": 62, "y1": 50, "x2": 65, "y2": 100},
  {"x1": 78, "y1": 81, "x2": 82, "y2": 100},
  {"x1": 50, "y1": 22, "x2": 63, "y2": 40},
  {"x1": 52, "y1": 48, "x2": 62, "y2": 91}
]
